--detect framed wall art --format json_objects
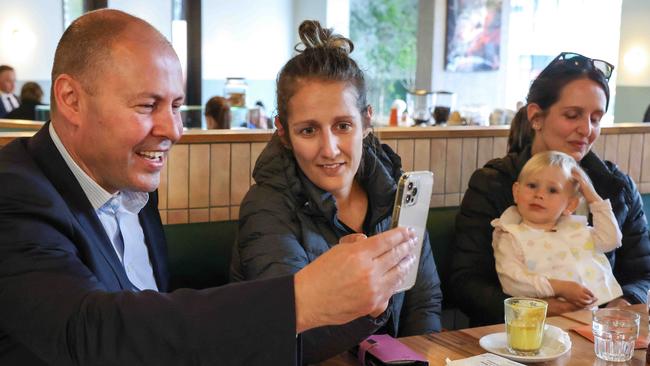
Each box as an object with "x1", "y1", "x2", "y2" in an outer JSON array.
[{"x1": 445, "y1": 0, "x2": 503, "y2": 72}]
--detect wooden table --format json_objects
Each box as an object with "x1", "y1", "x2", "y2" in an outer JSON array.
[{"x1": 321, "y1": 305, "x2": 648, "y2": 365}]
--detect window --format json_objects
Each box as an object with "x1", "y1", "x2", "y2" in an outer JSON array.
[
  {"x1": 62, "y1": 0, "x2": 84, "y2": 29},
  {"x1": 350, "y1": 0, "x2": 418, "y2": 120},
  {"x1": 504, "y1": 0, "x2": 622, "y2": 122}
]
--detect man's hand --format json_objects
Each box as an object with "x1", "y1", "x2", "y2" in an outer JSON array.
[
  {"x1": 294, "y1": 227, "x2": 417, "y2": 334},
  {"x1": 338, "y1": 234, "x2": 387, "y2": 318}
]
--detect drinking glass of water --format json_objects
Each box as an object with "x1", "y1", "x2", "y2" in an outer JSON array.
[{"x1": 592, "y1": 308, "x2": 640, "y2": 362}]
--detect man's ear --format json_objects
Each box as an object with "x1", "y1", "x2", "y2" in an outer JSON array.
[
  {"x1": 563, "y1": 196, "x2": 580, "y2": 216},
  {"x1": 53, "y1": 74, "x2": 84, "y2": 127},
  {"x1": 512, "y1": 182, "x2": 520, "y2": 205}
]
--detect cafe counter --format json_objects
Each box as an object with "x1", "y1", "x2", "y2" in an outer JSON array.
[{"x1": 2, "y1": 123, "x2": 650, "y2": 225}]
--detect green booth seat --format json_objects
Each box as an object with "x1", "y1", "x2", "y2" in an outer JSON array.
[{"x1": 164, "y1": 220, "x2": 238, "y2": 290}]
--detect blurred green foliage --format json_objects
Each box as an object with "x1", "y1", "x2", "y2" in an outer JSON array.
[{"x1": 350, "y1": 0, "x2": 418, "y2": 117}]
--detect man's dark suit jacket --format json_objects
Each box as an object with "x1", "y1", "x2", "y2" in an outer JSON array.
[
  {"x1": 0, "y1": 124, "x2": 298, "y2": 365},
  {"x1": 0, "y1": 93, "x2": 19, "y2": 118}
]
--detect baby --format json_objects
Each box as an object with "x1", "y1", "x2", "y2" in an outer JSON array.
[{"x1": 492, "y1": 150, "x2": 623, "y2": 307}]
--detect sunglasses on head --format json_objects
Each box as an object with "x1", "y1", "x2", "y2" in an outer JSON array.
[{"x1": 540, "y1": 52, "x2": 614, "y2": 81}]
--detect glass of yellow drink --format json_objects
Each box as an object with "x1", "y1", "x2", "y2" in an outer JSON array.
[{"x1": 504, "y1": 297, "x2": 548, "y2": 356}]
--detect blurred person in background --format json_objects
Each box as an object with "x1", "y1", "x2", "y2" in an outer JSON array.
[
  {"x1": 255, "y1": 100, "x2": 273, "y2": 128},
  {"x1": 204, "y1": 96, "x2": 231, "y2": 129},
  {"x1": 6, "y1": 82, "x2": 44, "y2": 120},
  {"x1": 0, "y1": 65, "x2": 19, "y2": 118}
]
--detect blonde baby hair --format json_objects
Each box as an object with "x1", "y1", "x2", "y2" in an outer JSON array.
[{"x1": 517, "y1": 150, "x2": 585, "y2": 197}]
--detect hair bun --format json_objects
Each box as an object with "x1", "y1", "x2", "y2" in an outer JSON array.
[{"x1": 296, "y1": 20, "x2": 353, "y2": 54}]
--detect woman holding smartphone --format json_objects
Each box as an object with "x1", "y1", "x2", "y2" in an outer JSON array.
[{"x1": 230, "y1": 20, "x2": 442, "y2": 363}]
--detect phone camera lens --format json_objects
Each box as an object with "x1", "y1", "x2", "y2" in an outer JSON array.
[
  {"x1": 405, "y1": 195, "x2": 412, "y2": 203},
  {"x1": 407, "y1": 182, "x2": 414, "y2": 190},
  {"x1": 412, "y1": 187, "x2": 418, "y2": 196}
]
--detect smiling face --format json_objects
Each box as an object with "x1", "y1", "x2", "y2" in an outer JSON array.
[
  {"x1": 69, "y1": 32, "x2": 185, "y2": 193},
  {"x1": 513, "y1": 165, "x2": 579, "y2": 230},
  {"x1": 529, "y1": 78, "x2": 607, "y2": 162},
  {"x1": 286, "y1": 80, "x2": 369, "y2": 198}
]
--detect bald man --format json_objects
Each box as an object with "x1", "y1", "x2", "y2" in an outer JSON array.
[{"x1": 0, "y1": 9, "x2": 416, "y2": 365}]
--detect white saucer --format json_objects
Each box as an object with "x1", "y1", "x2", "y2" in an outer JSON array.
[{"x1": 478, "y1": 324, "x2": 572, "y2": 363}]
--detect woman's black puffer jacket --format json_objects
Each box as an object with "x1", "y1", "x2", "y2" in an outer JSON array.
[{"x1": 231, "y1": 133, "x2": 442, "y2": 363}]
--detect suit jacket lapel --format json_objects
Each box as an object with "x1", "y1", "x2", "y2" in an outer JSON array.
[{"x1": 26, "y1": 123, "x2": 134, "y2": 290}]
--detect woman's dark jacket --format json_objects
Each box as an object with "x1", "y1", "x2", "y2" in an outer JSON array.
[
  {"x1": 450, "y1": 145, "x2": 650, "y2": 326},
  {"x1": 230, "y1": 133, "x2": 442, "y2": 363}
]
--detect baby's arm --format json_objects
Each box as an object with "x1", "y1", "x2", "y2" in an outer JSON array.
[
  {"x1": 493, "y1": 228, "x2": 554, "y2": 298},
  {"x1": 589, "y1": 200, "x2": 622, "y2": 252},
  {"x1": 548, "y1": 279, "x2": 596, "y2": 306},
  {"x1": 572, "y1": 168, "x2": 622, "y2": 252}
]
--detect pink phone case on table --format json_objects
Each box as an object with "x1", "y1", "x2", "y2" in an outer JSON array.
[{"x1": 356, "y1": 334, "x2": 429, "y2": 366}]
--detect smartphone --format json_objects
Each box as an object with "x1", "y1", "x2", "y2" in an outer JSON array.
[{"x1": 390, "y1": 171, "x2": 433, "y2": 293}]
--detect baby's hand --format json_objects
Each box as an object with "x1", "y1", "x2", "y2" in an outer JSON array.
[
  {"x1": 550, "y1": 279, "x2": 597, "y2": 307},
  {"x1": 564, "y1": 281, "x2": 597, "y2": 307},
  {"x1": 571, "y1": 168, "x2": 602, "y2": 204}
]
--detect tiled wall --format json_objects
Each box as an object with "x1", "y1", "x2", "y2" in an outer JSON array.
[{"x1": 157, "y1": 132, "x2": 650, "y2": 225}]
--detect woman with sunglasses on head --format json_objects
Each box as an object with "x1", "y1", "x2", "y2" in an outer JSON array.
[
  {"x1": 229, "y1": 20, "x2": 442, "y2": 363},
  {"x1": 450, "y1": 52, "x2": 650, "y2": 326}
]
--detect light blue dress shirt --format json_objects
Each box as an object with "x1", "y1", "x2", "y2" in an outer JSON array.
[{"x1": 49, "y1": 123, "x2": 158, "y2": 291}]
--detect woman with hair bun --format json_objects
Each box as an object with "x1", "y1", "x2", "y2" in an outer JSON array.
[
  {"x1": 230, "y1": 20, "x2": 442, "y2": 363},
  {"x1": 451, "y1": 52, "x2": 650, "y2": 326}
]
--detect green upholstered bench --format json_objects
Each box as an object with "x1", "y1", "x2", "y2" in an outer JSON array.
[{"x1": 164, "y1": 220, "x2": 238, "y2": 290}]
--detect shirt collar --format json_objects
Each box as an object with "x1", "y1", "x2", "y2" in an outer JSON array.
[{"x1": 49, "y1": 122, "x2": 148, "y2": 212}]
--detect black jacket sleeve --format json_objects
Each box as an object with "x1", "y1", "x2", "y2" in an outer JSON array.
[
  {"x1": 609, "y1": 173, "x2": 650, "y2": 303},
  {"x1": 450, "y1": 166, "x2": 511, "y2": 326}
]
